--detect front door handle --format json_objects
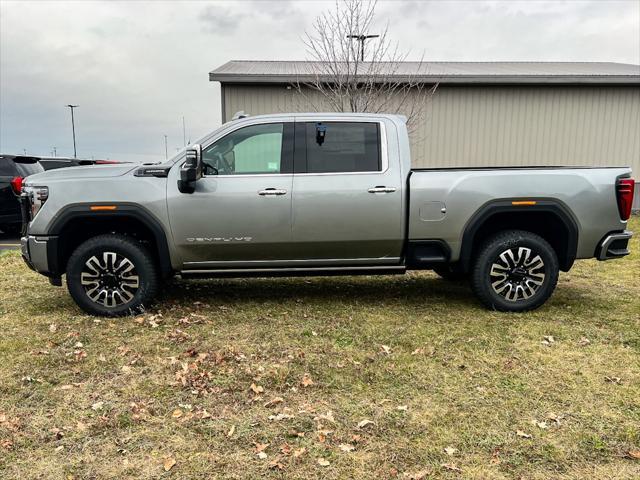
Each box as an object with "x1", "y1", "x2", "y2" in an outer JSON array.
[
  {"x1": 368, "y1": 186, "x2": 396, "y2": 194},
  {"x1": 258, "y1": 188, "x2": 287, "y2": 196}
]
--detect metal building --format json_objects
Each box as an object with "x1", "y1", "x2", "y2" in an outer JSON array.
[{"x1": 209, "y1": 61, "x2": 640, "y2": 208}]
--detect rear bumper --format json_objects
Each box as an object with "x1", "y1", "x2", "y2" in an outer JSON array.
[{"x1": 597, "y1": 230, "x2": 633, "y2": 260}]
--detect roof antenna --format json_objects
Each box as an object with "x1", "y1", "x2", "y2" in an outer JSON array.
[{"x1": 232, "y1": 111, "x2": 249, "y2": 120}]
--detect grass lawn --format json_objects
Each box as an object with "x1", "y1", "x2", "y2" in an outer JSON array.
[{"x1": 1, "y1": 217, "x2": 638, "y2": 479}]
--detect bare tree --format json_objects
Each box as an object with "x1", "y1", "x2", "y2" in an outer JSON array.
[{"x1": 294, "y1": 0, "x2": 437, "y2": 131}]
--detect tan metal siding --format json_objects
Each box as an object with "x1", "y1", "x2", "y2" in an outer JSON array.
[{"x1": 222, "y1": 84, "x2": 640, "y2": 175}]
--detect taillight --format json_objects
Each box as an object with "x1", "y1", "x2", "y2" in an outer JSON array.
[
  {"x1": 94, "y1": 160, "x2": 120, "y2": 165},
  {"x1": 616, "y1": 178, "x2": 635, "y2": 221},
  {"x1": 10, "y1": 176, "x2": 23, "y2": 195}
]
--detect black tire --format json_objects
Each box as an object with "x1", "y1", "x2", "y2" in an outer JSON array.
[
  {"x1": 66, "y1": 234, "x2": 159, "y2": 316},
  {"x1": 470, "y1": 230, "x2": 559, "y2": 312},
  {"x1": 433, "y1": 264, "x2": 467, "y2": 281}
]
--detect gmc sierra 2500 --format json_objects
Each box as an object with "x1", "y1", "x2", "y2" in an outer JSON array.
[{"x1": 20, "y1": 113, "x2": 634, "y2": 316}]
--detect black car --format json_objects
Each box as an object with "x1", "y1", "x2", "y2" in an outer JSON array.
[{"x1": 0, "y1": 155, "x2": 44, "y2": 234}]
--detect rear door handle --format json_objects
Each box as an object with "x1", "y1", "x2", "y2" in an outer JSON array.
[
  {"x1": 368, "y1": 186, "x2": 396, "y2": 194},
  {"x1": 258, "y1": 188, "x2": 287, "y2": 196}
]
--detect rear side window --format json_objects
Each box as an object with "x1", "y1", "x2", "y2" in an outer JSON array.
[
  {"x1": 0, "y1": 158, "x2": 15, "y2": 176},
  {"x1": 15, "y1": 161, "x2": 43, "y2": 176},
  {"x1": 304, "y1": 122, "x2": 381, "y2": 173}
]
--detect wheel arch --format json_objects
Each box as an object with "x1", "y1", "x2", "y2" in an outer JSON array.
[
  {"x1": 47, "y1": 203, "x2": 173, "y2": 278},
  {"x1": 459, "y1": 200, "x2": 579, "y2": 273}
]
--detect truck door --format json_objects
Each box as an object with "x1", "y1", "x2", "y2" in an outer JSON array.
[
  {"x1": 290, "y1": 120, "x2": 404, "y2": 265},
  {"x1": 167, "y1": 121, "x2": 294, "y2": 268}
]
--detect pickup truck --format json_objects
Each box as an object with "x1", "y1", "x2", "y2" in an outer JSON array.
[{"x1": 19, "y1": 113, "x2": 634, "y2": 316}]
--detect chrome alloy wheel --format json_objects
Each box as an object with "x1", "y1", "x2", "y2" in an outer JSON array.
[
  {"x1": 489, "y1": 247, "x2": 546, "y2": 302},
  {"x1": 80, "y1": 252, "x2": 140, "y2": 307}
]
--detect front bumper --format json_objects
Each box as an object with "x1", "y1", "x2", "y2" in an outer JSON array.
[
  {"x1": 21, "y1": 235, "x2": 55, "y2": 274},
  {"x1": 597, "y1": 230, "x2": 633, "y2": 260}
]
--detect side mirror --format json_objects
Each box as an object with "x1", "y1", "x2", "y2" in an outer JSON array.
[{"x1": 178, "y1": 144, "x2": 202, "y2": 194}]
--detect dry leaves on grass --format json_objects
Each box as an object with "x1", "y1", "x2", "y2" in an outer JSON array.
[
  {"x1": 403, "y1": 468, "x2": 431, "y2": 479},
  {"x1": 516, "y1": 430, "x2": 532, "y2": 439},
  {"x1": 441, "y1": 463, "x2": 462, "y2": 472},
  {"x1": 301, "y1": 374, "x2": 314, "y2": 387},
  {"x1": 317, "y1": 458, "x2": 330, "y2": 467},
  {"x1": 163, "y1": 457, "x2": 176, "y2": 472},
  {"x1": 444, "y1": 446, "x2": 458, "y2": 456},
  {"x1": 263, "y1": 397, "x2": 284, "y2": 408},
  {"x1": 357, "y1": 419, "x2": 375, "y2": 429},
  {"x1": 627, "y1": 450, "x2": 640, "y2": 460},
  {"x1": 250, "y1": 383, "x2": 264, "y2": 394},
  {"x1": 338, "y1": 443, "x2": 355, "y2": 452}
]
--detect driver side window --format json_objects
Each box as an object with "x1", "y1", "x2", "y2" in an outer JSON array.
[{"x1": 202, "y1": 123, "x2": 285, "y2": 175}]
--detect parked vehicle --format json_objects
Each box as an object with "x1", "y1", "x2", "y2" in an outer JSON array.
[
  {"x1": 0, "y1": 155, "x2": 44, "y2": 234},
  {"x1": 19, "y1": 113, "x2": 634, "y2": 316},
  {"x1": 39, "y1": 157, "x2": 123, "y2": 171}
]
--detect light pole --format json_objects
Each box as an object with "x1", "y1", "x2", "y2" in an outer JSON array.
[
  {"x1": 164, "y1": 135, "x2": 168, "y2": 159},
  {"x1": 66, "y1": 104, "x2": 79, "y2": 158},
  {"x1": 347, "y1": 34, "x2": 379, "y2": 61},
  {"x1": 182, "y1": 116, "x2": 186, "y2": 147}
]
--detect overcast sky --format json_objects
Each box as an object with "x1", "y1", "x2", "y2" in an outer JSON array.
[{"x1": 1, "y1": 0, "x2": 638, "y2": 162}]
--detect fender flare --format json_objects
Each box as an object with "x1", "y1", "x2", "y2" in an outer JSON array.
[
  {"x1": 47, "y1": 203, "x2": 173, "y2": 277},
  {"x1": 459, "y1": 199, "x2": 579, "y2": 272}
]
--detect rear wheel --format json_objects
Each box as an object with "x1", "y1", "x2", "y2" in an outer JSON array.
[
  {"x1": 66, "y1": 234, "x2": 159, "y2": 316},
  {"x1": 470, "y1": 230, "x2": 559, "y2": 312}
]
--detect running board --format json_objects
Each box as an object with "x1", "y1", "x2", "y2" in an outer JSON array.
[{"x1": 179, "y1": 265, "x2": 406, "y2": 279}]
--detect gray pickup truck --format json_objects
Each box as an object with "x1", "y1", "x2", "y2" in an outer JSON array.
[{"x1": 20, "y1": 113, "x2": 634, "y2": 316}]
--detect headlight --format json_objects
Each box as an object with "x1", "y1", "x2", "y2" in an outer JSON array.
[{"x1": 22, "y1": 185, "x2": 49, "y2": 219}]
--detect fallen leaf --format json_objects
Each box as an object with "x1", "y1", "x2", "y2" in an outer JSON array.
[
  {"x1": 279, "y1": 443, "x2": 292, "y2": 455},
  {"x1": 268, "y1": 458, "x2": 285, "y2": 470},
  {"x1": 357, "y1": 419, "x2": 375, "y2": 429},
  {"x1": 264, "y1": 397, "x2": 284, "y2": 408},
  {"x1": 543, "y1": 335, "x2": 555, "y2": 343},
  {"x1": 578, "y1": 337, "x2": 591, "y2": 346},
  {"x1": 516, "y1": 430, "x2": 532, "y2": 439},
  {"x1": 163, "y1": 457, "x2": 176, "y2": 472},
  {"x1": 411, "y1": 348, "x2": 424, "y2": 355},
  {"x1": 627, "y1": 449, "x2": 640, "y2": 460},
  {"x1": 381, "y1": 345, "x2": 392, "y2": 355},
  {"x1": 255, "y1": 442, "x2": 269, "y2": 453},
  {"x1": 91, "y1": 401, "x2": 104, "y2": 411},
  {"x1": 605, "y1": 376, "x2": 622, "y2": 384},
  {"x1": 444, "y1": 446, "x2": 458, "y2": 456},
  {"x1": 172, "y1": 409, "x2": 183, "y2": 419},
  {"x1": 338, "y1": 443, "x2": 355, "y2": 452},
  {"x1": 534, "y1": 420, "x2": 548, "y2": 429},
  {"x1": 301, "y1": 374, "x2": 314, "y2": 388},
  {"x1": 227, "y1": 425, "x2": 235, "y2": 437},
  {"x1": 403, "y1": 468, "x2": 431, "y2": 479},
  {"x1": 397, "y1": 405, "x2": 408, "y2": 411},
  {"x1": 293, "y1": 447, "x2": 306, "y2": 458},
  {"x1": 317, "y1": 458, "x2": 330, "y2": 467},
  {"x1": 250, "y1": 383, "x2": 264, "y2": 394},
  {"x1": 314, "y1": 411, "x2": 336, "y2": 423},
  {"x1": 49, "y1": 323, "x2": 58, "y2": 333},
  {"x1": 257, "y1": 451, "x2": 268, "y2": 460}
]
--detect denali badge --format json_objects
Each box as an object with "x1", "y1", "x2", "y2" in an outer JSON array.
[{"x1": 186, "y1": 237, "x2": 253, "y2": 242}]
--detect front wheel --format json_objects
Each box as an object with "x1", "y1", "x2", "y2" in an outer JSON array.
[
  {"x1": 470, "y1": 230, "x2": 559, "y2": 312},
  {"x1": 66, "y1": 234, "x2": 159, "y2": 316}
]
